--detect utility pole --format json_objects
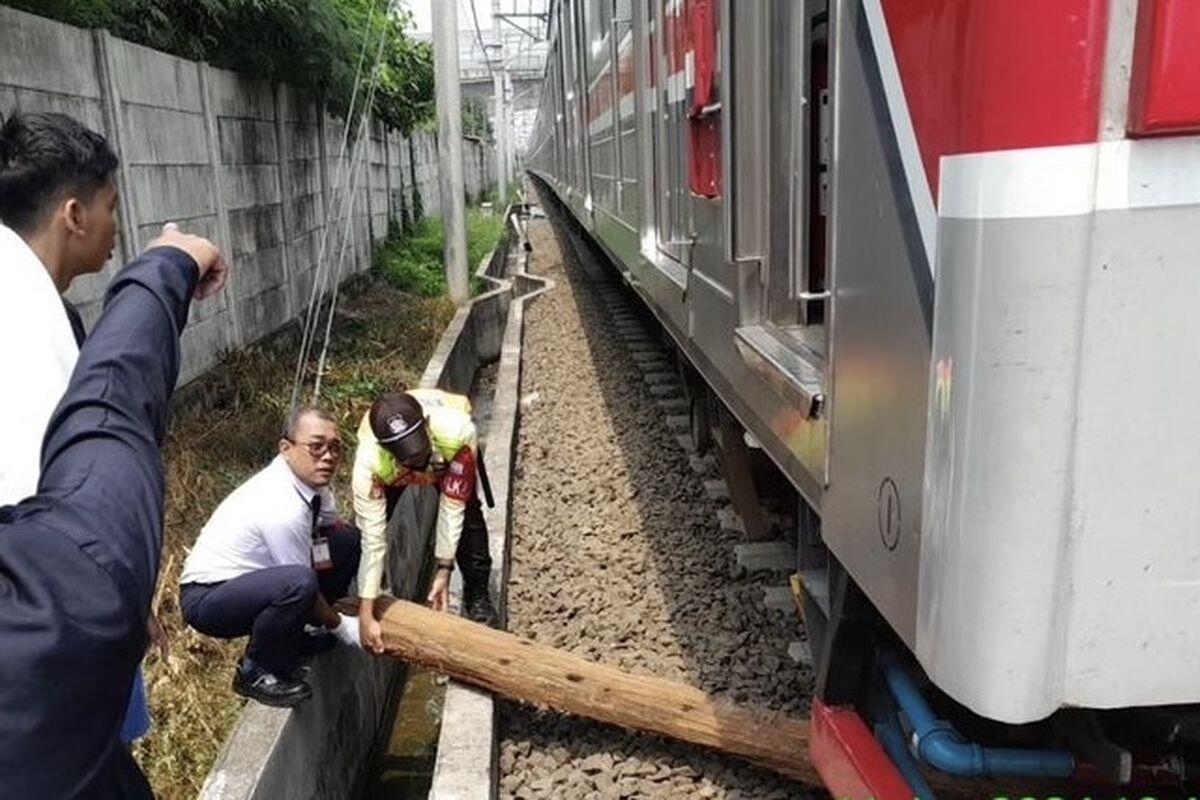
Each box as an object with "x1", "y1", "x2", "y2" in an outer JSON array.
[
  {"x1": 504, "y1": 69, "x2": 515, "y2": 189},
  {"x1": 491, "y1": 0, "x2": 509, "y2": 202},
  {"x1": 433, "y1": 0, "x2": 469, "y2": 305}
]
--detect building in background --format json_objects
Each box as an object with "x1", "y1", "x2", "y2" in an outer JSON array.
[{"x1": 410, "y1": 0, "x2": 549, "y2": 159}]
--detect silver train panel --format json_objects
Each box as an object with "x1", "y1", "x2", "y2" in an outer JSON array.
[
  {"x1": 922, "y1": 189, "x2": 1200, "y2": 722},
  {"x1": 819, "y1": 0, "x2": 932, "y2": 645},
  {"x1": 530, "y1": 0, "x2": 833, "y2": 509}
]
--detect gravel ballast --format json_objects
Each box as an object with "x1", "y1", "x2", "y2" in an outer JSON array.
[{"x1": 498, "y1": 212, "x2": 817, "y2": 799}]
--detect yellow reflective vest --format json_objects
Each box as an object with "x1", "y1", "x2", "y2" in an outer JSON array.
[{"x1": 352, "y1": 388, "x2": 477, "y2": 599}]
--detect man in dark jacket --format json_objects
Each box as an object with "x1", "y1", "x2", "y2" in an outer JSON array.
[{"x1": 0, "y1": 224, "x2": 227, "y2": 797}]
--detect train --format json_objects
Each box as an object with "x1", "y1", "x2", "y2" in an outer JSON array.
[{"x1": 524, "y1": 0, "x2": 1200, "y2": 796}]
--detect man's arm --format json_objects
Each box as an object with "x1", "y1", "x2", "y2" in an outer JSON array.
[
  {"x1": 33, "y1": 246, "x2": 199, "y2": 608},
  {"x1": 352, "y1": 449, "x2": 390, "y2": 653},
  {"x1": 425, "y1": 425, "x2": 479, "y2": 613},
  {"x1": 353, "y1": 456, "x2": 390, "y2": 601},
  {"x1": 0, "y1": 231, "x2": 224, "y2": 797},
  {"x1": 434, "y1": 431, "x2": 479, "y2": 563}
]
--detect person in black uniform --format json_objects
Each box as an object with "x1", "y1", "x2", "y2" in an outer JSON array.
[
  {"x1": 1, "y1": 109, "x2": 176, "y2": 744},
  {"x1": 0, "y1": 225, "x2": 227, "y2": 797}
]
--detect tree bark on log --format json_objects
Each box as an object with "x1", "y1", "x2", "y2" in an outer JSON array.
[{"x1": 375, "y1": 598, "x2": 820, "y2": 784}]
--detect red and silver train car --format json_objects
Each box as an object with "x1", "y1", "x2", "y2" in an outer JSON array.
[{"x1": 527, "y1": 0, "x2": 1200, "y2": 795}]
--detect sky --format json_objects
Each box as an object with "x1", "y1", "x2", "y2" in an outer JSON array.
[{"x1": 406, "y1": 1, "x2": 495, "y2": 35}]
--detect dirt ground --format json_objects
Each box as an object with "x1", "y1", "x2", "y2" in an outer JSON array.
[{"x1": 498, "y1": 216, "x2": 817, "y2": 799}]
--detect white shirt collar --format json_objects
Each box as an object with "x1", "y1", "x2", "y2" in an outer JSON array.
[{"x1": 271, "y1": 454, "x2": 319, "y2": 504}]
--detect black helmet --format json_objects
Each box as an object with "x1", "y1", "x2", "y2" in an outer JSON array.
[{"x1": 369, "y1": 392, "x2": 430, "y2": 464}]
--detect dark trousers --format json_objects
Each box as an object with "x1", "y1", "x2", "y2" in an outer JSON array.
[
  {"x1": 180, "y1": 526, "x2": 360, "y2": 676},
  {"x1": 386, "y1": 487, "x2": 492, "y2": 601}
]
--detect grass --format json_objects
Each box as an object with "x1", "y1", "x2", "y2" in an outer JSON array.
[
  {"x1": 374, "y1": 206, "x2": 507, "y2": 297},
  {"x1": 133, "y1": 276, "x2": 456, "y2": 799}
]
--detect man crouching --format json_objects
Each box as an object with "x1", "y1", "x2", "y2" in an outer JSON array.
[{"x1": 179, "y1": 407, "x2": 361, "y2": 707}]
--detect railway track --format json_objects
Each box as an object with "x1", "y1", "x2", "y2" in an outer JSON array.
[{"x1": 496, "y1": 207, "x2": 820, "y2": 799}]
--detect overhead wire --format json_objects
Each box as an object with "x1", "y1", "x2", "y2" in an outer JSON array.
[
  {"x1": 291, "y1": 0, "x2": 393, "y2": 408},
  {"x1": 311, "y1": 23, "x2": 392, "y2": 402},
  {"x1": 290, "y1": 3, "x2": 377, "y2": 410},
  {"x1": 466, "y1": 0, "x2": 495, "y2": 78}
]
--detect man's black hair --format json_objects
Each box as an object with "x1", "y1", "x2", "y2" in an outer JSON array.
[
  {"x1": 0, "y1": 111, "x2": 119, "y2": 234},
  {"x1": 282, "y1": 406, "x2": 338, "y2": 440}
]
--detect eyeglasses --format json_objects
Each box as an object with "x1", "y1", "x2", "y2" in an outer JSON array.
[{"x1": 287, "y1": 438, "x2": 343, "y2": 459}]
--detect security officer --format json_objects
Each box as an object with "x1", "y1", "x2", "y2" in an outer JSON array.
[
  {"x1": 0, "y1": 226, "x2": 227, "y2": 797},
  {"x1": 354, "y1": 388, "x2": 497, "y2": 652}
]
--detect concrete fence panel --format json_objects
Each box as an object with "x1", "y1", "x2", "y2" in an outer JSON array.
[{"x1": 0, "y1": 5, "x2": 496, "y2": 384}]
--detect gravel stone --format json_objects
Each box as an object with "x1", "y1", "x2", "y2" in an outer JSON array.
[{"x1": 498, "y1": 217, "x2": 817, "y2": 799}]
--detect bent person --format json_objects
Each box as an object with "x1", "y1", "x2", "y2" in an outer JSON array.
[
  {"x1": 179, "y1": 408, "x2": 363, "y2": 707},
  {"x1": 0, "y1": 226, "x2": 228, "y2": 797},
  {"x1": 355, "y1": 388, "x2": 498, "y2": 653}
]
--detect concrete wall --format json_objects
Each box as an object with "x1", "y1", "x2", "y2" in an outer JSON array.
[{"x1": 0, "y1": 5, "x2": 495, "y2": 383}]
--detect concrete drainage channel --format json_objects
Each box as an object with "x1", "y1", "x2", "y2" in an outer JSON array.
[{"x1": 198, "y1": 204, "x2": 551, "y2": 800}]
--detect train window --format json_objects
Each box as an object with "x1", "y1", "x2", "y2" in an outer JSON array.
[
  {"x1": 728, "y1": 0, "x2": 829, "y2": 403},
  {"x1": 687, "y1": 0, "x2": 721, "y2": 198},
  {"x1": 762, "y1": 2, "x2": 829, "y2": 340},
  {"x1": 648, "y1": 0, "x2": 710, "y2": 265},
  {"x1": 586, "y1": 0, "x2": 612, "y2": 81}
]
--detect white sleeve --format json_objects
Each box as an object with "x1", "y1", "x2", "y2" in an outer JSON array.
[{"x1": 353, "y1": 455, "x2": 389, "y2": 599}]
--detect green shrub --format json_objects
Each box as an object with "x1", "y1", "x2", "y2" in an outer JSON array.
[
  {"x1": 375, "y1": 208, "x2": 506, "y2": 298},
  {"x1": 6, "y1": 0, "x2": 433, "y2": 132}
]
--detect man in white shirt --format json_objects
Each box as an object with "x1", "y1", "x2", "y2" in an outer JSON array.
[
  {"x1": 180, "y1": 407, "x2": 362, "y2": 707},
  {"x1": 0, "y1": 111, "x2": 119, "y2": 506}
]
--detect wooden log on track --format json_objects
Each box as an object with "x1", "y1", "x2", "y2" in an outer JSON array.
[{"x1": 374, "y1": 598, "x2": 821, "y2": 785}]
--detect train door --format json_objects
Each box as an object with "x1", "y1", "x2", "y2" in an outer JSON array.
[
  {"x1": 559, "y1": 0, "x2": 588, "y2": 206},
  {"x1": 583, "y1": 0, "x2": 616, "y2": 216},
  {"x1": 722, "y1": 0, "x2": 829, "y2": 417},
  {"x1": 612, "y1": 0, "x2": 637, "y2": 229},
  {"x1": 553, "y1": 61, "x2": 567, "y2": 181},
  {"x1": 648, "y1": 0, "x2": 694, "y2": 265},
  {"x1": 546, "y1": 6, "x2": 567, "y2": 186}
]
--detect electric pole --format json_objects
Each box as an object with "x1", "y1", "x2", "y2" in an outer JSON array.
[
  {"x1": 492, "y1": 0, "x2": 509, "y2": 202},
  {"x1": 433, "y1": 0, "x2": 469, "y2": 305}
]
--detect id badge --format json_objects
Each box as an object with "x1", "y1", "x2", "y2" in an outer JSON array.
[{"x1": 312, "y1": 537, "x2": 333, "y2": 571}]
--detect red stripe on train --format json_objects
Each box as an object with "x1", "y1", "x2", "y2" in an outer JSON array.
[
  {"x1": 880, "y1": 0, "x2": 1108, "y2": 196},
  {"x1": 1128, "y1": 0, "x2": 1200, "y2": 136}
]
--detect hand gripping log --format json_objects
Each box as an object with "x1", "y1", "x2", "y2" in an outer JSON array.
[{"x1": 374, "y1": 598, "x2": 821, "y2": 785}]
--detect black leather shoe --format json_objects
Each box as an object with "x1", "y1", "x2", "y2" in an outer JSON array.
[
  {"x1": 232, "y1": 663, "x2": 313, "y2": 708},
  {"x1": 464, "y1": 594, "x2": 499, "y2": 628}
]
